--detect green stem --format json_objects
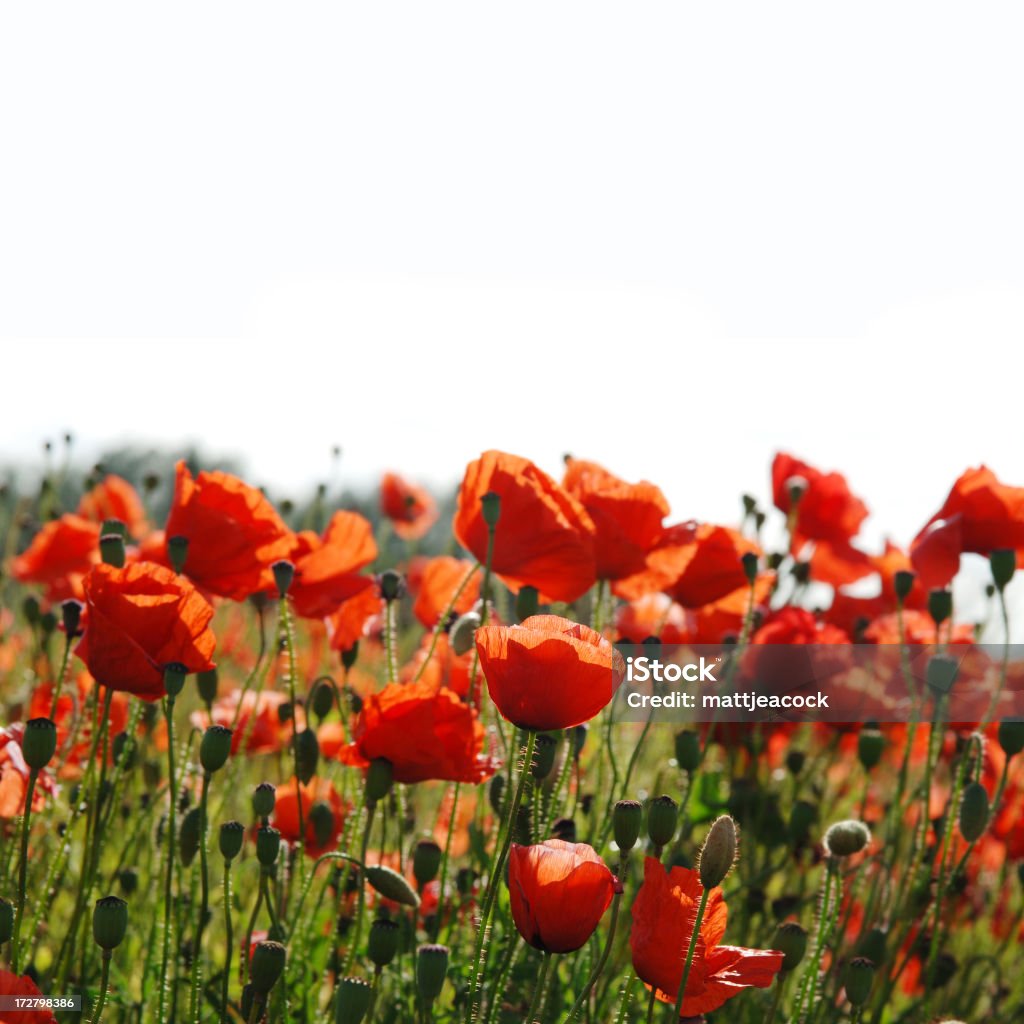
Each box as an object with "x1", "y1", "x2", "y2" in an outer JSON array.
[
  {"x1": 566, "y1": 877, "x2": 624, "y2": 1021},
  {"x1": 11, "y1": 769, "x2": 38, "y2": 973},
  {"x1": 525, "y1": 952, "x2": 554, "y2": 1023},
  {"x1": 343, "y1": 802, "x2": 377, "y2": 974},
  {"x1": 221, "y1": 861, "x2": 234, "y2": 1024},
  {"x1": 671, "y1": 887, "x2": 709, "y2": 1020},
  {"x1": 89, "y1": 951, "x2": 112, "y2": 1024},
  {"x1": 158, "y1": 694, "x2": 178, "y2": 1024},
  {"x1": 190, "y1": 773, "x2": 212, "y2": 1023}
]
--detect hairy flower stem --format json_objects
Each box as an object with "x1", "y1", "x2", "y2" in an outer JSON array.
[
  {"x1": 279, "y1": 597, "x2": 305, "y2": 877},
  {"x1": 190, "y1": 773, "x2": 212, "y2": 1023},
  {"x1": 49, "y1": 630, "x2": 74, "y2": 719},
  {"x1": 158, "y1": 694, "x2": 178, "y2": 1024},
  {"x1": 89, "y1": 951, "x2": 112, "y2": 1024},
  {"x1": 343, "y1": 802, "x2": 377, "y2": 975},
  {"x1": 221, "y1": 860, "x2": 234, "y2": 1024},
  {"x1": 671, "y1": 887, "x2": 710, "y2": 1020},
  {"x1": 526, "y1": 952, "x2": 553, "y2": 1023},
  {"x1": 566, "y1": 861, "x2": 625, "y2": 1021},
  {"x1": 794, "y1": 855, "x2": 839, "y2": 1023},
  {"x1": 10, "y1": 769, "x2": 38, "y2": 973}
]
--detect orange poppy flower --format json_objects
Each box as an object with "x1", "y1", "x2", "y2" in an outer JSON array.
[
  {"x1": 272, "y1": 776, "x2": 348, "y2": 857},
  {"x1": 77, "y1": 474, "x2": 147, "y2": 538},
  {"x1": 689, "y1": 572, "x2": 775, "y2": 644},
  {"x1": 509, "y1": 840, "x2": 616, "y2": 953},
  {"x1": 75, "y1": 562, "x2": 216, "y2": 701},
  {"x1": 401, "y1": 633, "x2": 474, "y2": 701},
  {"x1": 562, "y1": 459, "x2": 669, "y2": 582},
  {"x1": 0, "y1": 970, "x2": 58, "y2": 1024},
  {"x1": 11, "y1": 514, "x2": 100, "y2": 603},
  {"x1": 412, "y1": 556, "x2": 480, "y2": 629},
  {"x1": 338, "y1": 678, "x2": 497, "y2": 784},
  {"x1": 825, "y1": 541, "x2": 925, "y2": 634},
  {"x1": 630, "y1": 857, "x2": 783, "y2": 1017},
  {"x1": 615, "y1": 594, "x2": 691, "y2": 644},
  {"x1": 380, "y1": 472, "x2": 438, "y2": 540},
  {"x1": 0, "y1": 725, "x2": 59, "y2": 818},
  {"x1": 862, "y1": 609, "x2": 974, "y2": 646},
  {"x1": 475, "y1": 615, "x2": 625, "y2": 731},
  {"x1": 326, "y1": 586, "x2": 383, "y2": 653},
  {"x1": 164, "y1": 460, "x2": 294, "y2": 600},
  {"x1": 772, "y1": 452, "x2": 868, "y2": 546},
  {"x1": 454, "y1": 450, "x2": 596, "y2": 604}
]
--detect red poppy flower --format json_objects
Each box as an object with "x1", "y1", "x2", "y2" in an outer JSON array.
[
  {"x1": 615, "y1": 594, "x2": 691, "y2": 645},
  {"x1": 825, "y1": 541, "x2": 926, "y2": 634},
  {"x1": 0, "y1": 970, "x2": 58, "y2": 1024},
  {"x1": 164, "y1": 460, "x2": 294, "y2": 600},
  {"x1": 272, "y1": 776, "x2": 348, "y2": 857},
  {"x1": 475, "y1": 615, "x2": 625, "y2": 731},
  {"x1": 562, "y1": 459, "x2": 669, "y2": 581},
  {"x1": 326, "y1": 587, "x2": 383, "y2": 653},
  {"x1": 381, "y1": 472, "x2": 438, "y2": 540},
  {"x1": 772, "y1": 452, "x2": 868, "y2": 546},
  {"x1": 0, "y1": 725, "x2": 59, "y2": 818},
  {"x1": 77, "y1": 474, "x2": 147, "y2": 538},
  {"x1": 11, "y1": 514, "x2": 100, "y2": 603},
  {"x1": 401, "y1": 633, "x2": 475, "y2": 701},
  {"x1": 689, "y1": 573, "x2": 775, "y2": 644},
  {"x1": 338, "y1": 678, "x2": 497, "y2": 784},
  {"x1": 508, "y1": 840, "x2": 616, "y2": 953},
  {"x1": 630, "y1": 857, "x2": 783, "y2": 1017},
  {"x1": 75, "y1": 562, "x2": 216, "y2": 701},
  {"x1": 911, "y1": 466, "x2": 1024, "y2": 588},
  {"x1": 454, "y1": 450, "x2": 596, "y2": 604},
  {"x1": 412, "y1": 556, "x2": 481, "y2": 629}
]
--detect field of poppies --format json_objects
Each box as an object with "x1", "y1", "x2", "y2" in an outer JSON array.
[{"x1": 1, "y1": 448, "x2": 1022, "y2": 1024}]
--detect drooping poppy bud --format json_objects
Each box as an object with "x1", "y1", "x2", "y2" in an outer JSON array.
[
  {"x1": 22, "y1": 717, "x2": 58, "y2": 771},
  {"x1": 824, "y1": 820, "x2": 871, "y2": 858},
  {"x1": 179, "y1": 807, "x2": 202, "y2": 867},
  {"x1": 998, "y1": 719, "x2": 1024, "y2": 757},
  {"x1": 310, "y1": 679, "x2": 335, "y2": 723},
  {"x1": 364, "y1": 865, "x2": 419, "y2": 909},
  {"x1": 365, "y1": 758, "x2": 394, "y2": 804},
  {"x1": 219, "y1": 821, "x2": 245, "y2": 861},
  {"x1": 449, "y1": 611, "x2": 481, "y2": 656},
  {"x1": 990, "y1": 549, "x2": 1016, "y2": 591},
  {"x1": 295, "y1": 729, "x2": 320, "y2": 784},
  {"x1": 92, "y1": 895, "x2": 128, "y2": 951},
  {"x1": 857, "y1": 727, "x2": 885, "y2": 770},
  {"x1": 196, "y1": 668, "x2": 219, "y2": 707},
  {"x1": 698, "y1": 815, "x2": 737, "y2": 889}
]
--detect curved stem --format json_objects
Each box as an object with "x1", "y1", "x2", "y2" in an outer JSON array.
[
  {"x1": 565, "y1": 878, "x2": 624, "y2": 1021},
  {"x1": 672, "y1": 887, "x2": 709, "y2": 1019}
]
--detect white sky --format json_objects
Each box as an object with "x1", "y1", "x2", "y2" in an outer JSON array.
[{"x1": 2, "y1": 3, "x2": 1024, "y2": 560}]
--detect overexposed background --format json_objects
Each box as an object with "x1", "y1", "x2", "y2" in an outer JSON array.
[{"x1": 2, "y1": 2, "x2": 1023, "y2": 560}]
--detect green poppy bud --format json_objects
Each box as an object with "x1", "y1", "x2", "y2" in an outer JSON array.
[
  {"x1": 958, "y1": 781, "x2": 990, "y2": 842},
  {"x1": 857, "y1": 727, "x2": 885, "y2": 770},
  {"x1": 22, "y1": 595, "x2": 41, "y2": 627},
  {"x1": 572, "y1": 725, "x2": 588, "y2": 759},
  {"x1": 856, "y1": 927, "x2": 888, "y2": 966},
  {"x1": 335, "y1": 977, "x2": 373, "y2": 1024},
  {"x1": 295, "y1": 729, "x2": 320, "y2": 784},
  {"x1": 253, "y1": 782, "x2": 276, "y2": 819},
  {"x1": 196, "y1": 668, "x2": 218, "y2": 707},
  {"x1": 773, "y1": 921, "x2": 808, "y2": 972},
  {"x1": 367, "y1": 918, "x2": 400, "y2": 967},
  {"x1": 844, "y1": 956, "x2": 876, "y2": 1006},
  {"x1": 416, "y1": 944, "x2": 449, "y2": 1005},
  {"x1": 928, "y1": 588, "x2": 952, "y2": 626},
  {"x1": 0, "y1": 897, "x2": 13, "y2": 944},
  {"x1": 118, "y1": 868, "x2": 138, "y2": 896},
  {"x1": 480, "y1": 492, "x2": 501, "y2": 529},
  {"x1": 167, "y1": 535, "x2": 189, "y2": 574},
  {"x1": 310, "y1": 678, "x2": 336, "y2": 722},
  {"x1": 256, "y1": 826, "x2": 281, "y2": 868},
  {"x1": 99, "y1": 533, "x2": 126, "y2": 568},
  {"x1": 92, "y1": 895, "x2": 128, "y2": 951},
  {"x1": 990, "y1": 549, "x2": 1016, "y2": 591},
  {"x1": 516, "y1": 586, "x2": 539, "y2": 622},
  {"x1": 366, "y1": 758, "x2": 393, "y2": 805},
  {"x1": 308, "y1": 801, "x2": 335, "y2": 850},
  {"x1": 998, "y1": 719, "x2": 1024, "y2": 757},
  {"x1": 926, "y1": 653, "x2": 959, "y2": 696},
  {"x1": 249, "y1": 940, "x2": 286, "y2": 995},
  {"x1": 200, "y1": 725, "x2": 232, "y2": 774},
  {"x1": 219, "y1": 821, "x2": 245, "y2": 861},
  {"x1": 786, "y1": 749, "x2": 806, "y2": 775},
  {"x1": 179, "y1": 806, "x2": 202, "y2": 867},
  {"x1": 741, "y1": 551, "x2": 758, "y2": 585},
  {"x1": 824, "y1": 819, "x2": 871, "y2": 858},
  {"x1": 489, "y1": 773, "x2": 506, "y2": 816},
  {"x1": 22, "y1": 717, "x2": 57, "y2": 771},
  {"x1": 613, "y1": 799, "x2": 643, "y2": 854},
  {"x1": 449, "y1": 611, "x2": 481, "y2": 656},
  {"x1": 699, "y1": 815, "x2": 737, "y2": 889},
  {"x1": 674, "y1": 730, "x2": 702, "y2": 772},
  {"x1": 341, "y1": 643, "x2": 359, "y2": 671},
  {"x1": 892, "y1": 569, "x2": 915, "y2": 603},
  {"x1": 531, "y1": 733, "x2": 558, "y2": 781},
  {"x1": 378, "y1": 569, "x2": 405, "y2": 602},
  {"x1": 647, "y1": 795, "x2": 679, "y2": 850},
  {"x1": 413, "y1": 840, "x2": 443, "y2": 888},
  {"x1": 164, "y1": 662, "x2": 187, "y2": 699},
  {"x1": 364, "y1": 865, "x2": 420, "y2": 909},
  {"x1": 271, "y1": 560, "x2": 295, "y2": 598}
]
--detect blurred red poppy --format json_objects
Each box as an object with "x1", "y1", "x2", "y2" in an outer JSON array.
[
  {"x1": 77, "y1": 474, "x2": 147, "y2": 538},
  {"x1": 615, "y1": 594, "x2": 691, "y2": 645},
  {"x1": 630, "y1": 857, "x2": 783, "y2": 1017},
  {"x1": 0, "y1": 970, "x2": 58, "y2": 1023},
  {"x1": 326, "y1": 587, "x2": 383, "y2": 653},
  {"x1": 272, "y1": 776, "x2": 348, "y2": 857},
  {"x1": 75, "y1": 562, "x2": 216, "y2": 701},
  {"x1": 454, "y1": 450, "x2": 596, "y2": 603},
  {"x1": 338, "y1": 678, "x2": 497, "y2": 784},
  {"x1": 772, "y1": 452, "x2": 868, "y2": 546},
  {"x1": 381, "y1": 472, "x2": 438, "y2": 540},
  {"x1": 164, "y1": 460, "x2": 293, "y2": 600},
  {"x1": 412, "y1": 556, "x2": 480, "y2": 629},
  {"x1": 509, "y1": 840, "x2": 616, "y2": 953},
  {"x1": 475, "y1": 614, "x2": 625, "y2": 731},
  {"x1": 0, "y1": 725, "x2": 59, "y2": 818},
  {"x1": 11, "y1": 514, "x2": 100, "y2": 603}
]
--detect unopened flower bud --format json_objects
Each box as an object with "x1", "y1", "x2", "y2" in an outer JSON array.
[
  {"x1": 99, "y1": 533, "x2": 126, "y2": 568},
  {"x1": 118, "y1": 867, "x2": 138, "y2": 896},
  {"x1": 699, "y1": 815, "x2": 737, "y2": 889},
  {"x1": 256, "y1": 826, "x2": 281, "y2": 868},
  {"x1": 990, "y1": 549, "x2": 1016, "y2": 591},
  {"x1": 449, "y1": 611, "x2": 481, "y2": 656},
  {"x1": 271, "y1": 560, "x2": 295, "y2": 598},
  {"x1": 335, "y1": 977, "x2": 373, "y2": 1024},
  {"x1": 786, "y1": 749, "x2": 806, "y2": 776},
  {"x1": 646, "y1": 795, "x2": 678, "y2": 849},
  {"x1": 367, "y1": 918, "x2": 400, "y2": 967},
  {"x1": 196, "y1": 668, "x2": 218, "y2": 707},
  {"x1": 998, "y1": 719, "x2": 1024, "y2": 757},
  {"x1": 167, "y1": 535, "x2": 189, "y2": 574},
  {"x1": 958, "y1": 781, "x2": 990, "y2": 842},
  {"x1": 480, "y1": 492, "x2": 501, "y2": 529},
  {"x1": 22, "y1": 717, "x2": 57, "y2": 771},
  {"x1": 163, "y1": 663, "x2": 187, "y2": 699},
  {"x1": 219, "y1": 821, "x2": 245, "y2": 861},
  {"x1": 516, "y1": 586, "x2": 539, "y2": 621},
  {"x1": 773, "y1": 921, "x2": 808, "y2": 972},
  {"x1": 551, "y1": 817, "x2": 576, "y2": 842},
  {"x1": 295, "y1": 729, "x2": 320, "y2": 784},
  {"x1": 92, "y1": 895, "x2": 128, "y2": 951},
  {"x1": 249, "y1": 940, "x2": 286, "y2": 995},
  {"x1": 612, "y1": 800, "x2": 643, "y2": 854},
  {"x1": 310, "y1": 679, "x2": 336, "y2": 722},
  {"x1": 413, "y1": 840, "x2": 443, "y2": 888},
  {"x1": 308, "y1": 801, "x2": 335, "y2": 850},
  {"x1": 378, "y1": 569, "x2": 405, "y2": 602},
  {"x1": 741, "y1": 551, "x2": 758, "y2": 585},
  {"x1": 341, "y1": 643, "x2": 359, "y2": 671},
  {"x1": 366, "y1": 758, "x2": 394, "y2": 805},
  {"x1": 253, "y1": 782, "x2": 276, "y2": 819},
  {"x1": 857, "y1": 727, "x2": 885, "y2": 770},
  {"x1": 200, "y1": 725, "x2": 232, "y2": 774},
  {"x1": 844, "y1": 957, "x2": 876, "y2": 1006},
  {"x1": 365, "y1": 865, "x2": 420, "y2": 908},
  {"x1": 674, "y1": 730, "x2": 702, "y2": 772},
  {"x1": 893, "y1": 569, "x2": 915, "y2": 602},
  {"x1": 824, "y1": 819, "x2": 871, "y2": 858},
  {"x1": 416, "y1": 944, "x2": 449, "y2": 1005},
  {"x1": 928, "y1": 588, "x2": 952, "y2": 626},
  {"x1": 61, "y1": 599, "x2": 83, "y2": 638}
]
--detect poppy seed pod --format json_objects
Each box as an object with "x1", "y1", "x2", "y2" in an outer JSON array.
[
  {"x1": 740, "y1": 551, "x2": 758, "y2": 585},
  {"x1": 416, "y1": 944, "x2": 449, "y2": 1005},
  {"x1": 449, "y1": 611, "x2": 481, "y2": 656},
  {"x1": 378, "y1": 569, "x2": 405, "y2": 602},
  {"x1": 857, "y1": 727, "x2": 885, "y2": 770},
  {"x1": 196, "y1": 668, "x2": 218, "y2": 706},
  {"x1": 480, "y1": 492, "x2": 501, "y2": 528},
  {"x1": 647, "y1": 795, "x2": 679, "y2": 849},
  {"x1": 613, "y1": 800, "x2": 643, "y2": 854},
  {"x1": 998, "y1": 719, "x2": 1024, "y2": 757},
  {"x1": 367, "y1": 918, "x2": 400, "y2": 967},
  {"x1": 253, "y1": 782, "x2": 276, "y2": 819},
  {"x1": 310, "y1": 679, "x2": 335, "y2": 722},
  {"x1": 773, "y1": 921, "x2": 808, "y2": 972},
  {"x1": 824, "y1": 820, "x2": 871, "y2": 858},
  {"x1": 167, "y1": 535, "x2": 189, "y2": 574},
  {"x1": 335, "y1": 977, "x2": 373, "y2": 1024},
  {"x1": 92, "y1": 895, "x2": 128, "y2": 951},
  {"x1": 531, "y1": 733, "x2": 559, "y2": 780},
  {"x1": 926, "y1": 654, "x2": 959, "y2": 696},
  {"x1": 365, "y1": 758, "x2": 394, "y2": 804},
  {"x1": 990, "y1": 549, "x2": 1016, "y2": 590},
  {"x1": 295, "y1": 729, "x2": 320, "y2": 784},
  {"x1": 22, "y1": 717, "x2": 58, "y2": 771},
  {"x1": 413, "y1": 840, "x2": 443, "y2": 888},
  {"x1": 256, "y1": 826, "x2": 281, "y2": 868},
  {"x1": 118, "y1": 868, "x2": 138, "y2": 896},
  {"x1": 163, "y1": 662, "x2": 187, "y2": 698},
  {"x1": 928, "y1": 588, "x2": 953, "y2": 626},
  {"x1": 674, "y1": 730, "x2": 702, "y2": 773},
  {"x1": 200, "y1": 725, "x2": 232, "y2": 774},
  {"x1": 271, "y1": 560, "x2": 295, "y2": 598},
  {"x1": 99, "y1": 533, "x2": 126, "y2": 568},
  {"x1": 61, "y1": 598, "x2": 83, "y2": 637},
  {"x1": 893, "y1": 569, "x2": 916, "y2": 602},
  {"x1": 0, "y1": 897, "x2": 13, "y2": 944},
  {"x1": 308, "y1": 800, "x2": 336, "y2": 850},
  {"x1": 341, "y1": 643, "x2": 360, "y2": 671},
  {"x1": 699, "y1": 815, "x2": 738, "y2": 889},
  {"x1": 219, "y1": 820, "x2": 245, "y2": 861},
  {"x1": 249, "y1": 940, "x2": 286, "y2": 995},
  {"x1": 844, "y1": 957, "x2": 876, "y2": 1006},
  {"x1": 516, "y1": 585, "x2": 539, "y2": 622},
  {"x1": 364, "y1": 865, "x2": 420, "y2": 909},
  {"x1": 958, "y1": 782, "x2": 990, "y2": 842},
  {"x1": 179, "y1": 806, "x2": 202, "y2": 867}
]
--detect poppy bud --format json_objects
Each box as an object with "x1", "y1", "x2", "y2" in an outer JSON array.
[
  {"x1": 92, "y1": 895, "x2": 128, "y2": 951},
  {"x1": 456, "y1": 867, "x2": 476, "y2": 896},
  {"x1": 416, "y1": 944, "x2": 449, "y2": 1005},
  {"x1": 958, "y1": 781, "x2": 990, "y2": 842},
  {"x1": 998, "y1": 719, "x2": 1024, "y2": 757},
  {"x1": 698, "y1": 815, "x2": 737, "y2": 889},
  {"x1": 367, "y1": 918, "x2": 400, "y2": 967},
  {"x1": 786, "y1": 749, "x2": 806, "y2": 776},
  {"x1": 61, "y1": 599, "x2": 83, "y2": 638},
  {"x1": 200, "y1": 725, "x2": 232, "y2": 774},
  {"x1": 335, "y1": 977, "x2": 373, "y2": 1024},
  {"x1": 22, "y1": 717, "x2": 57, "y2": 771},
  {"x1": 823, "y1": 819, "x2": 871, "y2": 858},
  {"x1": 365, "y1": 865, "x2": 420, "y2": 909},
  {"x1": 0, "y1": 897, "x2": 13, "y2": 944},
  {"x1": 613, "y1": 800, "x2": 643, "y2": 854},
  {"x1": 739, "y1": 551, "x2": 758, "y2": 585},
  {"x1": 572, "y1": 724, "x2": 588, "y2": 759},
  {"x1": 253, "y1": 782, "x2": 276, "y2": 819},
  {"x1": 926, "y1": 654, "x2": 959, "y2": 696},
  {"x1": 516, "y1": 586, "x2": 539, "y2": 622},
  {"x1": 990, "y1": 549, "x2": 1016, "y2": 590},
  {"x1": 295, "y1": 729, "x2": 320, "y2": 784},
  {"x1": 341, "y1": 643, "x2": 359, "y2": 671},
  {"x1": 647, "y1": 795, "x2": 678, "y2": 850},
  {"x1": 378, "y1": 570, "x2": 405, "y2": 602},
  {"x1": 413, "y1": 840, "x2": 443, "y2": 888},
  {"x1": 489, "y1": 773, "x2": 506, "y2": 815},
  {"x1": 788, "y1": 800, "x2": 817, "y2": 843},
  {"x1": 256, "y1": 826, "x2": 281, "y2": 868},
  {"x1": 118, "y1": 867, "x2": 138, "y2": 896},
  {"x1": 844, "y1": 957, "x2": 876, "y2": 1006},
  {"x1": 366, "y1": 758, "x2": 394, "y2": 805},
  {"x1": 449, "y1": 611, "x2": 481, "y2": 656},
  {"x1": 773, "y1": 921, "x2": 808, "y2": 972},
  {"x1": 179, "y1": 806, "x2": 202, "y2": 867},
  {"x1": 167, "y1": 535, "x2": 189, "y2": 574},
  {"x1": 99, "y1": 533, "x2": 126, "y2": 568},
  {"x1": 249, "y1": 940, "x2": 286, "y2": 995},
  {"x1": 310, "y1": 679, "x2": 336, "y2": 722},
  {"x1": 480, "y1": 492, "x2": 501, "y2": 528},
  {"x1": 674, "y1": 730, "x2": 702, "y2": 772},
  {"x1": 928, "y1": 588, "x2": 952, "y2": 626},
  {"x1": 531, "y1": 733, "x2": 559, "y2": 780},
  {"x1": 308, "y1": 801, "x2": 335, "y2": 850},
  {"x1": 271, "y1": 560, "x2": 295, "y2": 598},
  {"x1": 164, "y1": 662, "x2": 187, "y2": 699},
  {"x1": 196, "y1": 668, "x2": 218, "y2": 707},
  {"x1": 857, "y1": 727, "x2": 885, "y2": 770},
  {"x1": 219, "y1": 821, "x2": 245, "y2": 861}
]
